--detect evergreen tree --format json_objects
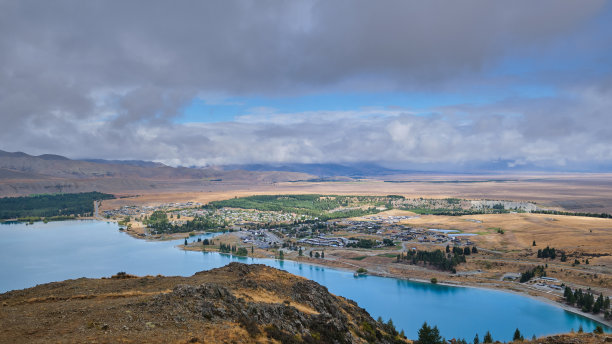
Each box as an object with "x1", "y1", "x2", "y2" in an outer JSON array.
[
  {"x1": 471, "y1": 246, "x2": 478, "y2": 254},
  {"x1": 446, "y1": 245, "x2": 450, "y2": 253},
  {"x1": 483, "y1": 331, "x2": 493, "y2": 343},
  {"x1": 298, "y1": 247, "x2": 303, "y2": 256},
  {"x1": 184, "y1": 238, "x2": 188, "y2": 246},
  {"x1": 532, "y1": 240, "x2": 536, "y2": 246},
  {"x1": 309, "y1": 250, "x2": 313, "y2": 257},
  {"x1": 473, "y1": 334, "x2": 479, "y2": 344},
  {"x1": 321, "y1": 251, "x2": 324, "y2": 258},
  {"x1": 416, "y1": 322, "x2": 443, "y2": 344},
  {"x1": 513, "y1": 328, "x2": 523, "y2": 341}
]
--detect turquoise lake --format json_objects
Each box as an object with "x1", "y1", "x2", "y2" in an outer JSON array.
[{"x1": 0, "y1": 220, "x2": 609, "y2": 341}]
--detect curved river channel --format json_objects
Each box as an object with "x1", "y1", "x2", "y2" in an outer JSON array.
[{"x1": 1, "y1": 220, "x2": 609, "y2": 341}]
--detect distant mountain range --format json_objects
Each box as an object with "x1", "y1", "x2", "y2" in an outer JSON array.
[
  {"x1": 222, "y1": 163, "x2": 413, "y2": 178},
  {"x1": 0, "y1": 150, "x2": 314, "y2": 196},
  {"x1": 80, "y1": 159, "x2": 167, "y2": 168}
]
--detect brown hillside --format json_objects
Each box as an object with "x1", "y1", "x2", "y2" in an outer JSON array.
[{"x1": 0, "y1": 263, "x2": 408, "y2": 344}]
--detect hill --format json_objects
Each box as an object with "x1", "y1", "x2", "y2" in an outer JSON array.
[
  {"x1": 0, "y1": 263, "x2": 408, "y2": 344},
  {"x1": 0, "y1": 150, "x2": 314, "y2": 196}
]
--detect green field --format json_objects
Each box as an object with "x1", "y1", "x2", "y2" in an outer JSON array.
[{"x1": 205, "y1": 194, "x2": 399, "y2": 220}]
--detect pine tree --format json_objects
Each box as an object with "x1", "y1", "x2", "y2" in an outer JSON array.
[
  {"x1": 184, "y1": 238, "x2": 188, "y2": 246},
  {"x1": 473, "y1": 334, "x2": 479, "y2": 344},
  {"x1": 533, "y1": 240, "x2": 536, "y2": 246},
  {"x1": 483, "y1": 331, "x2": 493, "y2": 343},
  {"x1": 416, "y1": 322, "x2": 443, "y2": 344},
  {"x1": 513, "y1": 328, "x2": 523, "y2": 341}
]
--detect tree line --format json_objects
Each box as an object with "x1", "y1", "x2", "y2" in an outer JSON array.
[
  {"x1": 218, "y1": 243, "x2": 248, "y2": 256},
  {"x1": 397, "y1": 248, "x2": 469, "y2": 273},
  {"x1": 532, "y1": 210, "x2": 612, "y2": 219},
  {"x1": 564, "y1": 286, "x2": 611, "y2": 317},
  {"x1": 0, "y1": 192, "x2": 114, "y2": 220}
]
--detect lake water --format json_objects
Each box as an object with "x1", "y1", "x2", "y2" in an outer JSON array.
[{"x1": 0, "y1": 220, "x2": 608, "y2": 341}]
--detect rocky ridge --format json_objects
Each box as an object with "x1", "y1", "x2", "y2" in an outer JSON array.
[{"x1": 0, "y1": 263, "x2": 407, "y2": 344}]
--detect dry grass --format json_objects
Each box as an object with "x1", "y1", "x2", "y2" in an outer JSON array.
[
  {"x1": 233, "y1": 289, "x2": 319, "y2": 315},
  {"x1": 401, "y1": 213, "x2": 612, "y2": 259}
]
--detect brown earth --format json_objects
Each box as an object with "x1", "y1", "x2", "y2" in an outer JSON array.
[{"x1": 0, "y1": 263, "x2": 409, "y2": 344}]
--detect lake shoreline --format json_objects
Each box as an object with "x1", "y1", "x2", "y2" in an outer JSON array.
[
  {"x1": 179, "y1": 239, "x2": 612, "y2": 329},
  {"x1": 5, "y1": 218, "x2": 609, "y2": 329}
]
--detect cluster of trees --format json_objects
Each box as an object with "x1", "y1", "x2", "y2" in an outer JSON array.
[
  {"x1": 532, "y1": 210, "x2": 612, "y2": 219},
  {"x1": 0, "y1": 192, "x2": 114, "y2": 220},
  {"x1": 219, "y1": 243, "x2": 233, "y2": 253},
  {"x1": 347, "y1": 238, "x2": 377, "y2": 248},
  {"x1": 218, "y1": 243, "x2": 248, "y2": 256},
  {"x1": 388, "y1": 319, "x2": 605, "y2": 343},
  {"x1": 519, "y1": 265, "x2": 546, "y2": 283},
  {"x1": 537, "y1": 246, "x2": 557, "y2": 259},
  {"x1": 402, "y1": 209, "x2": 506, "y2": 216},
  {"x1": 309, "y1": 250, "x2": 324, "y2": 258},
  {"x1": 564, "y1": 287, "x2": 611, "y2": 315},
  {"x1": 398, "y1": 249, "x2": 466, "y2": 272},
  {"x1": 446, "y1": 245, "x2": 477, "y2": 255},
  {"x1": 414, "y1": 322, "x2": 504, "y2": 344},
  {"x1": 204, "y1": 194, "x2": 391, "y2": 220},
  {"x1": 145, "y1": 211, "x2": 227, "y2": 234}
]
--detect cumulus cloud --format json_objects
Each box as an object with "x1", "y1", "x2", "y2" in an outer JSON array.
[{"x1": 0, "y1": 0, "x2": 610, "y2": 170}]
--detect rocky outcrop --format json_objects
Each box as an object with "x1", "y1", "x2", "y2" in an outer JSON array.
[{"x1": 0, "y1": 263, "x2": 408, "y2": 344}]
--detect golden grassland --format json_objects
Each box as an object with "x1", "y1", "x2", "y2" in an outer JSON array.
[
  {"x1": 100, "y1": 173, "x2": 612, "y2": 213},
  {"x1": 400, "y1": 213, "x2": 612, "y2": 263},
  {"x1": 180, "y1": 209, "x2": 612, "y2": 326},
  {"x1": 98, "y1": 174, "x2": 612, "y2": 326}
]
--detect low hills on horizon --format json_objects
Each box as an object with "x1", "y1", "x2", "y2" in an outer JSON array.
[
  {"x1": 0, "y1": 149, "x2": 429, "y2": 198},
  {"x1": 0, "y1": 149, "x2": 317, "y2": 197}
]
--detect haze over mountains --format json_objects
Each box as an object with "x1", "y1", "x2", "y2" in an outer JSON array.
[{"x1": 0, "y1": 150, "x2": 315, "y2": 197}]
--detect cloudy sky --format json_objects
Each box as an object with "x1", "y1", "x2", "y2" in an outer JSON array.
[{"x1": 1, "y1": 1, "x2": 611, "y2": 171}]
